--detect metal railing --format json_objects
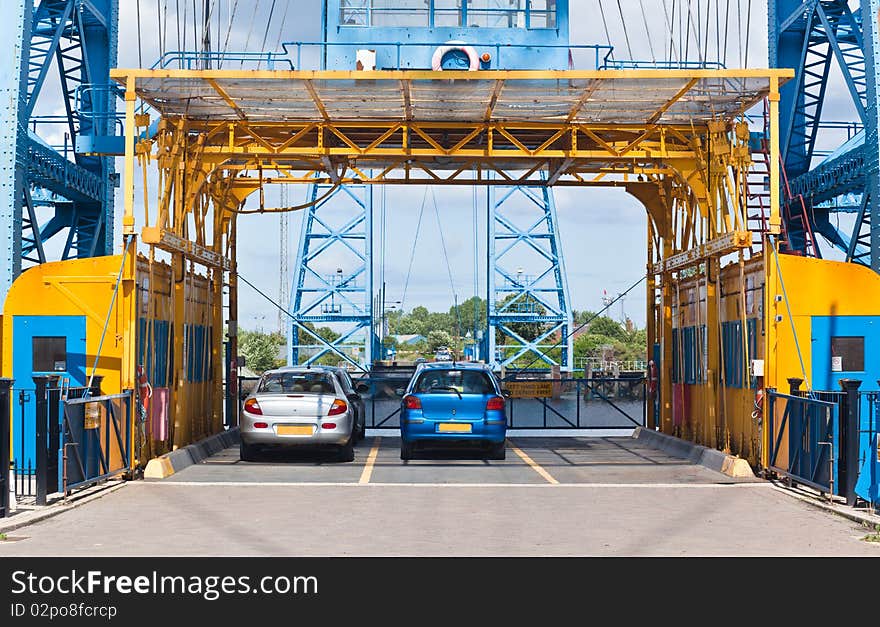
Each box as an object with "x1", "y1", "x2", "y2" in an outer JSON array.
[
  {"x1": 280, "y1": 41, "x2": 614, "y2": 71},
  {"x1": 767, "y1": 389, "x2": 839, "y2": 495},
  {"x1": 61, "y1": 391, "x2": 132, "y2": 496},
  {"x1": 601, "y1": 59, "x2": 727, "y2": 70},
  {"x1": 356, "y1": 374, "x2": 645, "y2": 430}
]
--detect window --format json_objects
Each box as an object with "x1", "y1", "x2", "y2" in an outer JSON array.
[
  {"x1": 258, "y1": 372, "x2": 337, "y2": 395},
  {"x1": 339, "y1": 0, "x2": 555, "y2": 29},
  {"x1": 414, "y1": 370, "x2": 496, "y2": 395},
  {"x1": 32, "y1": 336, "x2": 67, "y2": 372},
  {"x1": 831, "y1": 336, "x2": 864, "y2": 372}
]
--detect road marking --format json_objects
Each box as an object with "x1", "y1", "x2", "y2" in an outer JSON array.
[
  {"x1": 509, "y1": 443, "x2": 559, "y2": 485},
  {"x1": 141, "y1": 481, "x2": 769, "y2": 488},
  {"x1": 358, "y1": 437, "x2": 381, "y2": 484}
]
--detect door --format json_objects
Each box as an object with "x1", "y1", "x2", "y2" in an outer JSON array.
[{"x1": 11, "y1": 316, "x2": 87, "y2": 484}]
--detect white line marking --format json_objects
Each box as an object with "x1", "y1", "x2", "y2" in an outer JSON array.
[{"x1": 141, "y1": 481, "x2": 770, "y2": 489}]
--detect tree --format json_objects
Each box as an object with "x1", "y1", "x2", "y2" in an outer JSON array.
[
  {"x1": 588, "y1": 316, "x2": 626, "y2": 341},
  {"x1": 426, "y1": 330, "x2": 454, "y2": 351},
  {"x1": 239, "y1": 329, "x2": 283, "y2": 374},
  {"x1": 452, "y1": 296, "x2": 486, "y2": 338}
]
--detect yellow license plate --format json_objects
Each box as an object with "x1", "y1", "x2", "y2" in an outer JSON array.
[
  {"x1": 438, "y1": 423, "x2": 472, "y2": 433},
  {"x1": 277, "y1": 425, "x2": 314, "y2": 436}
]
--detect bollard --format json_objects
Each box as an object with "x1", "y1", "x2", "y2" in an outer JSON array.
[
  {"x1": 787, "y1": 377, "x2": 803, "y2": 395},
  {"x1": 0, "y1": 378, "x2": 13, "y2": 518},
  {"x1": 33, "y1": 375, "x2": 51, "y2": 506},
  {"x1": 89, "y1": 374, "x2": 104, "y2": 398},
  {"x1": 839, "y1": 378, "x2": 862, "y2": 506}
]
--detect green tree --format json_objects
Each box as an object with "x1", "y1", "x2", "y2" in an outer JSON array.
[
  {"x1": 426, "y1": 330, "x2": 454, "y2": 351},
  {"x1": 588, "y1": 316, "x2": 626, "y2": 341},
  {"x1": 239, "y1": 329, "x2": 283, "y2": 374}
]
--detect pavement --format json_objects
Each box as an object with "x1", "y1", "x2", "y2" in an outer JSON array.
[{"x1": 1, "y1": 436, "x2": 879, "y2": 556}]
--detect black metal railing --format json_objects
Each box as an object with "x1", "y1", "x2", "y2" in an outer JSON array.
[
  {"x1": 356, "y1": 374, "x2": 646, "y2": 430},
  {"x1": 61, "y1": 390, "x2": 132, "y2": 495}
]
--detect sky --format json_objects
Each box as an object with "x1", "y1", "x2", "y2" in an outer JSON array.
[{"x1": 102, "y1": 0, "x2": 783, "y2": 332}]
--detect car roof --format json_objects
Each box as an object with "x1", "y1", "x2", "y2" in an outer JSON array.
[
  {"x1": 414, "y1": 361, "x2": 494, "y2": 373},
  {"x1": 264, "y1": 365, "x2": 342, "y2": 375}
]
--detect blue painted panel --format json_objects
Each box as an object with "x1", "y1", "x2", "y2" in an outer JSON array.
[
  {"x1": 323, "y1": 0, "x2": 572, "y2": 70},
  {"x1": 11, "y1": 315, "x2": 87, "y2": 468},
  {"x1": 811, "y1": 316, "x2": 880, "y2": 392}
]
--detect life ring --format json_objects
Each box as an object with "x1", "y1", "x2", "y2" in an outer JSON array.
[
  {"x1": 647, "y1": 360, "x2": 658, "y2": 396},
  {"x1": 432, "y1": 41, "x2": 481, "y2": 71}
]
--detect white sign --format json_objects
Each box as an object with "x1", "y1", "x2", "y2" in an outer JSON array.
[{"x1": 831, "y1": 356, "x2": 843, "y2": 372}]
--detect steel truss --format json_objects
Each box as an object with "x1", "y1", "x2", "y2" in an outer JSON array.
[
  {"x1": 771, "y1": 0, "x2": 880, "y2": 268},
  {"x1": 0, "y1": 0, "x2": 118, "y2": 298}
]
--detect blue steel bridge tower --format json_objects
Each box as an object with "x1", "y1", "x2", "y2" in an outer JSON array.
[
  {"x1": 0, "y1": 0, "x2": 119, "y2": 299},
  {"x1": 770, "y1": 0, "x2": 880, "y2": 269},
  {"x1": 289, "y1": 0, "x2": 574, "y2": 370}
]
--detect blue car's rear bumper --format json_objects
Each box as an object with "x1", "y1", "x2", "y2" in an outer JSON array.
[{"x1": 400, "y1": 411, "x2": 507, "y2": 444}]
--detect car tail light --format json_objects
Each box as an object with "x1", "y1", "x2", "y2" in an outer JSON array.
[
  {"x1": 244, "y1": 398, "x2": 263, "y2": 415},
  {"x1": 328, "y1": 399, "x2": 348, "y2": 416},
  {"x1": 322, "y1": 423, "x2": 337, "y2": 430},
  {"x1": 253, "y1": 422, "x2": 268, "y2": 429},
  {"x1": 486, "y1": 396, "x2": 505, "y2": 411},
  {"x1": 404, "y1": 395, "x2": 422, "y2": 410}
]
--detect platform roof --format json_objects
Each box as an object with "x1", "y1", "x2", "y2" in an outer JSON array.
[{"x1": 110, "y1": 69, "x2": 791, "y2": 126}]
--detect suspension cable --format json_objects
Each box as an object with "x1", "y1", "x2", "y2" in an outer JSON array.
[
  {"x1": 597, "y1": 0, "x2": 615, "y2": 58},
  {"x1": 257, "y1": 0, "x2": 278, "y2": 68},
  {"x1": 401, "y1": 187, "x2": 428, "y2": 308},
  {"x1": 505, "y1": 274, "x2": 647, "y2": 378},
  {"x1": 615, "y1": 0, "x2": 634, "y2": 60},
  {"x1": 638, "y1": 0, "x2": 656, "y2": 62},
  {"x1": 219, "y1": 0, "x2": 239, "y2": 67},
  {"x1": 431, "y1": 188, "x2": 462, "y2": 340}
]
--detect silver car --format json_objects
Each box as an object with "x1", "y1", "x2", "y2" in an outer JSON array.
[{"x1": 240, "y1": 367, "x2": 362, "y2": 462}]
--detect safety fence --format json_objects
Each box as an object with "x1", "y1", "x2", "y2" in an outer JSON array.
[
  {"x1": 6, "y1": 376, "x2": 132, "y2": 511},
  {"x1": 356, "y1": 374, "x2": 646, "y2": 430},
  {"x1": 767, "y1": 378, "x2": 877, "y2": 507}
]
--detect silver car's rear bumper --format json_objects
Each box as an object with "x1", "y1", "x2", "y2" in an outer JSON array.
[{"x1": 240, "y1": 409, "x2": 353, "y2": 446}]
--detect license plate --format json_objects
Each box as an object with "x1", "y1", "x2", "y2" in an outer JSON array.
[
  {"x1": 438, "y1": 423, "x2": 472, "y2": 433},
  {"x1": 277, "y1": 425, "x2": 314, "y2": 436}
]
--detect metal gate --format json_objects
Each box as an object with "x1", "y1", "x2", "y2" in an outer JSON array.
[
  {"x1": 61, "y1": 392, "x2": 132, "y2": 494},
  {"x1": 359, "y1": 374, "x2": 646, "y2": 430},
  {"x1": 767, "y1": 390, "x2": 839, "y2": 494}
]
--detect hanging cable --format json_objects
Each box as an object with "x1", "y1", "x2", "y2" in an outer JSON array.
[
  {"x1": 597, "y1": 0, "x2": 615, "y2": 59},
  {"x1": 506, "y1": 274, "x2": 647, "y2": 378},
  {"x1": 744, "y1": 0, "x2": 752, "y2": 68},
  {"x1": 662, "y1": 0, "x2": 679, "y2": 63},
  {"x1": 257, "y1": 0, "x2": 278, "y2": 68},
  {"x1": 615, "y1": 0, "x2": 634, "y2": 60},
  {"x1": 219, "y1": 0, "x2": 239, "y2": 67},
  {"x1": 431, "y1": 188, "x2": 462, "y2": 341},
  {"x1": 638, "y1": 0, "x2": 656, "y2": 63},
  {"x1": 136, "y1": 0, "x2": 144, "y2": 67},
  {"x1": 241, "y1": 0, "x2": 261, "y2": 65},
  {"x1": 401, "y1": 187, "x2": 428, "y2": 308},
  {"x1": 722, "y1": 0, "x2": 730, "y2": 67},
  {"x1": 273, "y1": 0, "x2": 291, "y2": 52}
]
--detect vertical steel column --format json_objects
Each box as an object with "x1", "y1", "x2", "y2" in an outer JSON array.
[
  {"x1": 0, "y1": 0, "x2": 33, "y2": 298},
  {"x1": 32, "y1": 375, "x2": 49, "y2": 505},
  {"x1": 839, "y1": 378, "x2": 863, "y2": 505},
  {"x1": 863, "y1": 0, "x2": 880, "y2": 271}
]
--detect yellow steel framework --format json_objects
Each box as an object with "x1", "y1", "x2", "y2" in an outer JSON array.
[{"x1": 109, "y1": 67, "x2": 792, "y2": 465}]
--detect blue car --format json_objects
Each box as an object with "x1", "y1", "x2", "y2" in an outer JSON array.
[{"x1": 399, "y1": 362, "x2": 507, "y2": 460}]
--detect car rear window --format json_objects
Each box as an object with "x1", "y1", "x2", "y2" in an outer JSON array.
[
  {"x1": 258, "y1": 372, "x2": 336, "y2": 394},
  {"x1": 413, "y1": 370, "x2": 496, "y2": 395}
]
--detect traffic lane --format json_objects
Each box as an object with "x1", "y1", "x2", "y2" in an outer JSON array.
[
  {"x1": 367, "y1": 437, "x2": 547, "y2": 485},
  {"x1": 1, "y1": 482, "x2": 877, "y2": 556},
  {"x1": 160, "y1": 438, "x2": 375, "y2": 484},
  {"x1": 507, "y1": 437, "x2": 755, "y2": 485}
]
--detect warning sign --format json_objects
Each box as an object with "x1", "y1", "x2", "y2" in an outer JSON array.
[{"x1": 506, "y1": 381, "x2": 554, "y2": 398}]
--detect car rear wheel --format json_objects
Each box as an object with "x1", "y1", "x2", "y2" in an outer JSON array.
[
  {"x1": 357, "y1": 417, "x2": 367, "y2": 442},
  {"x1": 337, "y1": 434, "x2": 355, "y2": 462},
  {"x1": 240, "y1": 441, "x2": 260, "y2": 462},
  {"x1": 400, "y1": 440, "x2": 414, "y2": 461},
  {"x1": 487, "y1": 441, "x2": 506, "y2": 461}
]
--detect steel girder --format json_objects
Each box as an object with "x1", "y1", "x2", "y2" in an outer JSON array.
[
  {"x1": 0, "y1": 0, "x2": 117, "y2": 299},
  {"x1": 288, "y1": 182, "x2": 376, "y2": 371},
  {"x1": 486, "y1": 173, "x2": 573, "y2": 371},
  {"x1": 771, "y1": 0, "x2": 880, "y2": 268}
]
